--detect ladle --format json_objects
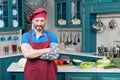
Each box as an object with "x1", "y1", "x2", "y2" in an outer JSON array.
[
  {"x1": 73, "y1": 33, "x2": 77, "y2": 45},
  {"x1": 59, "y1": 31, "x2": 62, "y2": 43},
  {"x1": 77, "y1": 32, "x2": 80, "y2": 42},
  {"x1": 65, "y1": 33, "x2": 70, "y2": 45},
  {"x1": 69, "y1": 32, "x2": 72, "y2": 44}
]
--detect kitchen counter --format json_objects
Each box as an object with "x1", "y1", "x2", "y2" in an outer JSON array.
[
  {"x1": 0, "y1": 53, "x2": 23, "y2": 58},
  {"x1": 60, "y1": 51, "x2": 104, "y2": 58},
  {"x1": 7, "y1": 62, "x2": 120, "y2": 73},
  {"x1": 7, "y1": 62, "x2": 120, "y2": 80},
  {"x1": 0, "y1": 51, "x2": 104, "y2": 59}
]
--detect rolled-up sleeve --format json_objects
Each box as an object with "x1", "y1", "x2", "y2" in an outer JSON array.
[
  {"x1": 21, "y1": 32, "x2": 30, "y2": 44},
  {"x1": 40, "y1": 43, "x2": 60, "y2": 60}
]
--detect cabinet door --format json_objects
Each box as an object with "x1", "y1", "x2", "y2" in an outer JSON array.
[
  {"x1": 54, "y1": 0, "x2": 81, "y2": 28},
  {"x1": 57, "y1": 73, "x2": 65, "y2": 80},
  {"x1": 11, "y1": 0, "x2": 24, "y2": 29},
  {"x1": 69, "y1": 0, "x2": 81, "y2": 27},
  {"x1": 82, "y1": 0, "x2": 97, "y2": 4},
  {"x1": 112, "y1": 0, "x2": 120, "y2": 2},
  {"x1": 0, "y1": 0, "x2": 24, "y2": 30},
  {"x1": 0, "y1": 55, "x2": 23, "y2": 80},
  {"x1": 54, "y1": 0, "x2": 68, "y2": 27},
  {"x1": 0, "y1": 0, "x2": 9, "y2": 28},
  {"x1": 66, "y1": 73, "x2": 94, "y2": 80},
  {"x1": 98, "y1": 73, "x2": 120, "y2": 80}
]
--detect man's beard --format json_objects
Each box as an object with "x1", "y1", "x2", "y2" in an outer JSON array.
[{"x1": 35, "y1": 25, "x2": 44, "y2": 32}]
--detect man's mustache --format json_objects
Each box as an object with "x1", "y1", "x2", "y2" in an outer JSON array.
[{"x1": 36, "y1": 25, "x2": 43, "y2": 27}]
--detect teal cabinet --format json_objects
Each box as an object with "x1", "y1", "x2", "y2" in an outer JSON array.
[
  {"x1": 0, "y1": 55, "x2": 23, "y2": 80},
  {"x1": 65, "y1": 73, "x2": 95, "y2": 80},
  {"x1": 66, "y1": 73, "x2": 120, "y2": 80},
  {"x1": 57, "y1": 73, "x2": 65, "y2": 80},
  {"x1": 54, "y1": 0, "x2": 68, "y2": 27},
  {"x1": 0, "y1": 0, "x2": 24, "y2": 30},
  {"x1": 82, "y1": 0, "x2": 113, "y2": 4},
  {"x1": 82, "y1": 1, "x2": 120, "y2": 52},
  {"x1": 54, "y1": 0, "x2": 81, "y2": 28},
  {"x1": 97, "y1": 73, "x2": 120, "y2": 80},
  {"x1": 82, "y1": 0, "x2": 97, "y2": 4},
  {"x1": 8, "y1": 72, "x2": 65, "y2": 80},
  {"x1": 8, "y1": 71, "x2": 120, "y2": 80}
]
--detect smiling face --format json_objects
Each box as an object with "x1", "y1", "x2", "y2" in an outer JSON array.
[{"x1": 32, "y1": 17, "x2": 47, "y2": 32}]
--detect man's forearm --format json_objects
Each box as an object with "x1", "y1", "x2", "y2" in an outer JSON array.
[{"x1": 22, "y1": 48, "x2": 50, "y2": 59}]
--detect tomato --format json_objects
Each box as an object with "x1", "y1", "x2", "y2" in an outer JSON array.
[
  {"x1": 54, "y1": 59, "x2": 59, "y2": 65},
  {"x1": 58, "y1": 59, "x2": 64, "y2": 65}
]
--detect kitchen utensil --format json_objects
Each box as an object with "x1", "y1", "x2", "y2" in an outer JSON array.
[
  {"x1": 73, "y1": 33, "x2": 77, "y2": 45},
  {"x1": 69, "y1": 32, "x2": 72, "y2": 44},
  {"x1": 71, "y1": 1, "x2": 81, "y2": 25},
  {"x1": 0, "y1": 9, "x2": 3, "y2": 15},
  {"x1": 59, "y1": 31, "x2": 62, "y2": 43},
  {"x1": 77, "y1": 32, "x2": 80, "y2": 42},
  {"x1": 0, "y1": 20, "x2": 4, "y2": 28},
  {"x1": 57, "y1": 3, "x2": 66, "y2": 25},
  {"x1": 65, "y1": 33, "x2": 69, "y2": 45},
  {"x1": 108, "y1": 19, "x2": 118, "y2": 30},
  {"x1": 60, "y1": 32, "x2": 65, "y2": 51},
  {"x1": 13, "y1": 20, "x2": 18, "y2": 27},
  {"x1": 12, "y1": 9, "x2": 18, "y2": 16},
  {"x1": 92, "y1": 19, "x2": 106, "y2": 33},
  {"x1": 7, "y1": 36, "x2": 12, "y2": 41},
  {"x1": 14, "y1": 35, "x2": 19, "y2": 40},
  {"x1": 12, "y1": 0, "x2": 16, "y2": 4},
  {"x1": 62, "y1": 32, "x2": 65, "y2": 42}
]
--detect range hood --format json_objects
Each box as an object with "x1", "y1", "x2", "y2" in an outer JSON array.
[{"x1": 24, "y1": 0, "x2": 48, "y2": 15}]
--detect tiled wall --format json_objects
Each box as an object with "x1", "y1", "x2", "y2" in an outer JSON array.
[{"x1": 96, "y1": 13, "x2": 120, "y2": 48}]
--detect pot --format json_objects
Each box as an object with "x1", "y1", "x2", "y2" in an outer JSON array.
[
  {"x1": 93, "y1": 19, "x2": 106, "y2": 33},
  {"x1": 109, "y1": 19, "x2": 118, "y2": 30}
]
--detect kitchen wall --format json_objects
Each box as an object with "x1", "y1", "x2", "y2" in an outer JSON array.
[
  {"x1": 45, "y1": 0, "x2": 58, "y2": 35},
  {"x1": 45, "y1": 0, "x2": 82, "y2": 51},
  {"x1": 96, "y1": 13, "x2": 120, "y2": 48},
  {"x1": 26, "y1": 1, "x2": 120, "y2": 53},
  {"x1": 44, "y1": 1, "x2": 120, "y2": 52}
]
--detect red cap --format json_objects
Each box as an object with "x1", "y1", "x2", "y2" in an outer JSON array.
[{"x1": 27, "y1": 7, "x2": 47, "y2": 21}]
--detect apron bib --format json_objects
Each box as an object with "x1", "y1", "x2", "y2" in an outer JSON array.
[{"x1": 24, "y1": 31, "x2": 57, "y2": 80}]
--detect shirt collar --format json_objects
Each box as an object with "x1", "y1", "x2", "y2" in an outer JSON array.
[{"x1": 31, "y1": 29, "x2": 46, "y2": 37}]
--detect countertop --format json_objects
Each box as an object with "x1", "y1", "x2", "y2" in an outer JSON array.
[
  {"x1": 7, "y1": 62, "x2": 120, "y2": 73},
  {"x1": 60, "y1": 51, "x2": 104, "y2": 58},
  {"x1": 0, "y1": 51, "x2": 104, "y2": 59}
]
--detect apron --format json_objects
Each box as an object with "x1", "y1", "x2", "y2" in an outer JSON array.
[{"x1": 24, "y1": 31, "x2": 58, "y2": 80}]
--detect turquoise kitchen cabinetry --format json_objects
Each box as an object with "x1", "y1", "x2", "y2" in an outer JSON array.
[
  {"x1": 82, "y1": 1, "x2": 120, "y2": 52},
  {"x1": 54, "y1": 0, "x2": 68, "y2": 27},
  {"x1": 57, "y1": 73, "x2": 65, "y2": 80},
  {"x1": 0, "y1": 0, "x2": 24, "y2": 30},
  {"x1": 8, "y1": 72, "x2": 64, "y2": 80},
  {"x1": 82, "y1": 0, "x2": 120, "y2": 4},
  {"x1": 69, "y1": 0, "x2": 81, "y2": 27},
  {"x1": 0, "y1": 55, "x2": 23, "y2": 80},
  {"x1": 8, "y1": 71, "x2": 120, "y2": 80},
  {"x1": 82, "y1": 0, "x2": 97, "y2": 4},
  {"x1": 54, "y1": 0, "x2": 81, "y2": 28},
  {"x1": 97, "y1": 73, "x2": 120, "y2": 80},
  {"x1": 65, "y1": 73, "x2": 120, "y2": 80},
  {"x1": 65, "y1": 73, "x2": 95, "y2": 80}
]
